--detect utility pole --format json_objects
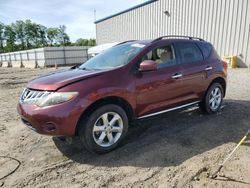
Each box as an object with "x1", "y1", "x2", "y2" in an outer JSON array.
[{"x1": 94, "y1": 9, "x2": 96, "y2": 22}]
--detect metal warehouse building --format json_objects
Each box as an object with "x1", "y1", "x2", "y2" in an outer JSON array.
[{"x1": 95, "y1": 0, "x2": 250, "y2": 67}]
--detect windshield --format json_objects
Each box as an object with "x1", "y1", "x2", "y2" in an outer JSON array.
[{"x1": 79, "y1": 43, "x2": 145, "y2": 70}]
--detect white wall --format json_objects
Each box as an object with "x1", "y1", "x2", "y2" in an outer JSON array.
[
  {"x1": 0, "y1": 46, "x2": 89, "y2": 68},
  {"x1": 96, "y1": 0, "x2": 250, "y2": 66}
]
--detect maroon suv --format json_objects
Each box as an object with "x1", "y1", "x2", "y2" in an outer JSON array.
[{"x1": 18, "y1": 36, "x2": 227, "y2": 153}]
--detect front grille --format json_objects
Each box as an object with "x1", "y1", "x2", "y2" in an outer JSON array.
[{"x1": 20, "y1": 88, "x2": 51, "y2": 104}]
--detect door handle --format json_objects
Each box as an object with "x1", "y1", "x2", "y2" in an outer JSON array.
[
  {"x1": 172, "y1": 73, "x2": 183, "y2": 79},
  {"x1": 205, "y1": 66, "x2": 213, "y2": 71}
]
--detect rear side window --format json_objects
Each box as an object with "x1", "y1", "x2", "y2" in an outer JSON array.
[
  {"x1": 175, "y1": 42, "x2": 203, "y2": 64},
  {"x1": 197, "y1": 42, "x2": 212, "y2": 59}
]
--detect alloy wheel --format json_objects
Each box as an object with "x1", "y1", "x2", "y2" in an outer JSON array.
[
  {"x1": 209, "y1": 87, "x2": 222, "y2": 111},
  {"x1": 92, "y1": 112, "x2": 123, "y2": 147}
]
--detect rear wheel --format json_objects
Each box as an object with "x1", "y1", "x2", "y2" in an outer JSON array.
[
  {"x1": 78, "y1": 104, "x2": 128, "y2": 154},
  {"x1": 199, "y1": 83, "x2": 223, "y2": 114}
]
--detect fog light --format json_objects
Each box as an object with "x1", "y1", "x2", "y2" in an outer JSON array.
[{"x1": 42, "y1": 123, "x2": 56, "y2": 132}]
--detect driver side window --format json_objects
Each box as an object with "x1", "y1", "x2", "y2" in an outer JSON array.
[{"x1": 141, "y1": 45, "x2": 177, "y2": 69}]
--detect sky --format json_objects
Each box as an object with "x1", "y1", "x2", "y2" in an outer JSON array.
[{"x1": 0, "y1": 0, "x2": 147, "y2": 42}]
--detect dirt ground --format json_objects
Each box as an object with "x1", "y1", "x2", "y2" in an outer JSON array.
[{"x1": 0, "y1": 67, "x2": 250, "y2": 188}]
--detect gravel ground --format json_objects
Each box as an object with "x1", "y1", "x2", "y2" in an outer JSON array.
[{"x1": 0, "y1": 67, "x2": 250, "y2": 188}]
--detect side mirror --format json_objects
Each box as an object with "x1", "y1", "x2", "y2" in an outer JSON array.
[{"x1": 139, "y1": 60, "x2": 157, "y2": 72}]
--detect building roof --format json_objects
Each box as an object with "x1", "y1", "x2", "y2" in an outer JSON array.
[{"x1": 94, "y1": 0, "x2": 158, "y2": 24}]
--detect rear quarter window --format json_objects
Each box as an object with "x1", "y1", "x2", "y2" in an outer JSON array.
[{"x1": 197, "y1": 42, "x2": 212, "y2": 59}]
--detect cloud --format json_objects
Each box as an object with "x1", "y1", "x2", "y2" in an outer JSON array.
[{"x1": 0, "y1": 0, "x2": 147, "y2": 42}]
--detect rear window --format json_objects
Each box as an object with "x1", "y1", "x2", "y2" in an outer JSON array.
[
  {"x1": 175, "y1": 42, "x2": 203, "y2": 64},
  {"x1": 197, "y1": 42, "x2": 212, "y2": 59}
]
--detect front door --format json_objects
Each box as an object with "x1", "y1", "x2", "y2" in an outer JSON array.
[{"x1": 135, "y1": 43, "x2": 184, "y2": 118}]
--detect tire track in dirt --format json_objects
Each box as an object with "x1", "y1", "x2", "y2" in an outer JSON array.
[{"x1": 1, "y1": 68, "x2": 250, "y2": 188}]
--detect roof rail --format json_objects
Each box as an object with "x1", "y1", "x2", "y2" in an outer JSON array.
[{"x1": 152, "y1": 35, "x2": 204, "y2": 43}]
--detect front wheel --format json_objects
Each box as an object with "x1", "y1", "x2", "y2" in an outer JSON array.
[
  {"x1": 199, "y1": 83, "x2": 224, "y2": 114},
  {"x1": 78, "y1": 104, "x2": 128, "y2": 154}
]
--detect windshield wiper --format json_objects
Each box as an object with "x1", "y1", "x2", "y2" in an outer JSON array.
[
  {"x1": 78, "y1": 67, "x2": 86, "y2": 70},
  {"x1": 70, "y1": 64, "x2": 80, "y2": 69}
]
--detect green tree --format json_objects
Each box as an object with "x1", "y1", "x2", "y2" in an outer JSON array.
[
  {"x1": 24, "y1": 19, "x2": 35, "y2": 48},
  {"x1": 4, "y1": 24, "x2": 16, "y2": 52},
  {"x1": 75, "y1": 38, "x2": 96, "y2": 46},
  {"x1": 13, "y1": 20, "x2": 26, "y2": 50},
  {"x1": 75, "y1": 38, "x2": 89, "y2": 46},
  {"x1": 57, "y1": 25, "x2": 70, "y2": 46},
  {"x1": 37, "y1": 24, "x2": 47, "y2": 47},
  {"x1": 47, "y1": 27, "x2": 59, "y2": 46},
  {"x1": 88, "y1": 39, "x2": 96, "y2": 46},
  {"x1": 24, "y1": 19, "x2": 43, "y2": 48},
  {"x1": 0, "y1": 22, "x2": 5, "y2": 53},
  {"x1": 0, "y1": 19, "x2": 93, "y2": 53}
]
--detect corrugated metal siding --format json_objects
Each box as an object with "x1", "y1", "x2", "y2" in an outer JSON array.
[
  {"x1": 0, "y1": 47, "x2": 89, "y2": 68},
  {"x1": 96, "y1": 0, "x2": 250, "y2": 66},
  {"x1": 44, "y1": 46, "x2": 89, "y2": 66}
]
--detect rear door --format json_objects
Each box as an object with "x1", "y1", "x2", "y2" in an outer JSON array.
[{"x1": 174, "y1": 41, "x2": 209, "y2": 102}]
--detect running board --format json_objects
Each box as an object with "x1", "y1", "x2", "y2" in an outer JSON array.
[{"x1": 137, "y1": 101, "x2": 200, "y2": 119}]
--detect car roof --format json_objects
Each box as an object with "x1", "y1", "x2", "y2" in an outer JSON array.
[{"x1": 120, "y1": 37, "x2": 211, "y2": 50}]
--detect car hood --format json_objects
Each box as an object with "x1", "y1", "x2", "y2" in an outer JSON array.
[{"x1": 27, "y1": 68, "x2": 104, "y2": 91}]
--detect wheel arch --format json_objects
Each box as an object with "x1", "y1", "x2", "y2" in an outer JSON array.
[
  {"x1": 208, "y1": 77, "x2": 227, "y2": 97},
  {"x1": 75, "y1": 96, "x2": 135, "y2": 135}
]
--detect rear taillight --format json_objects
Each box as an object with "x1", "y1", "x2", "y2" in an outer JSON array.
[{"x1": 221, "y1": 60, "x2": 228, "y2": 71}]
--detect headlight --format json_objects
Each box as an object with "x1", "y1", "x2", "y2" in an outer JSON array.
[{"x1": 36, "y1": 92, "x2": 78, "y2": 107}]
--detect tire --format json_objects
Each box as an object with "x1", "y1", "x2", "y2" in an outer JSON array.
[
  {"x1": 78, "y1": 104, "x2": 128, "y2": 154},
  {"x1": 199, "y1": 83, "x2": 224, "y2": 114}
]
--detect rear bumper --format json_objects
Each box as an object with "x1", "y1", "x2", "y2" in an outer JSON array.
[{"x1": 17, "y1": 100, "x2": 84, "y2": 136}]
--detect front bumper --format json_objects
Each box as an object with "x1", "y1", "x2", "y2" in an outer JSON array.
[{"x1": 17, "y1": 100, "x2": 83, "y2": 136}]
